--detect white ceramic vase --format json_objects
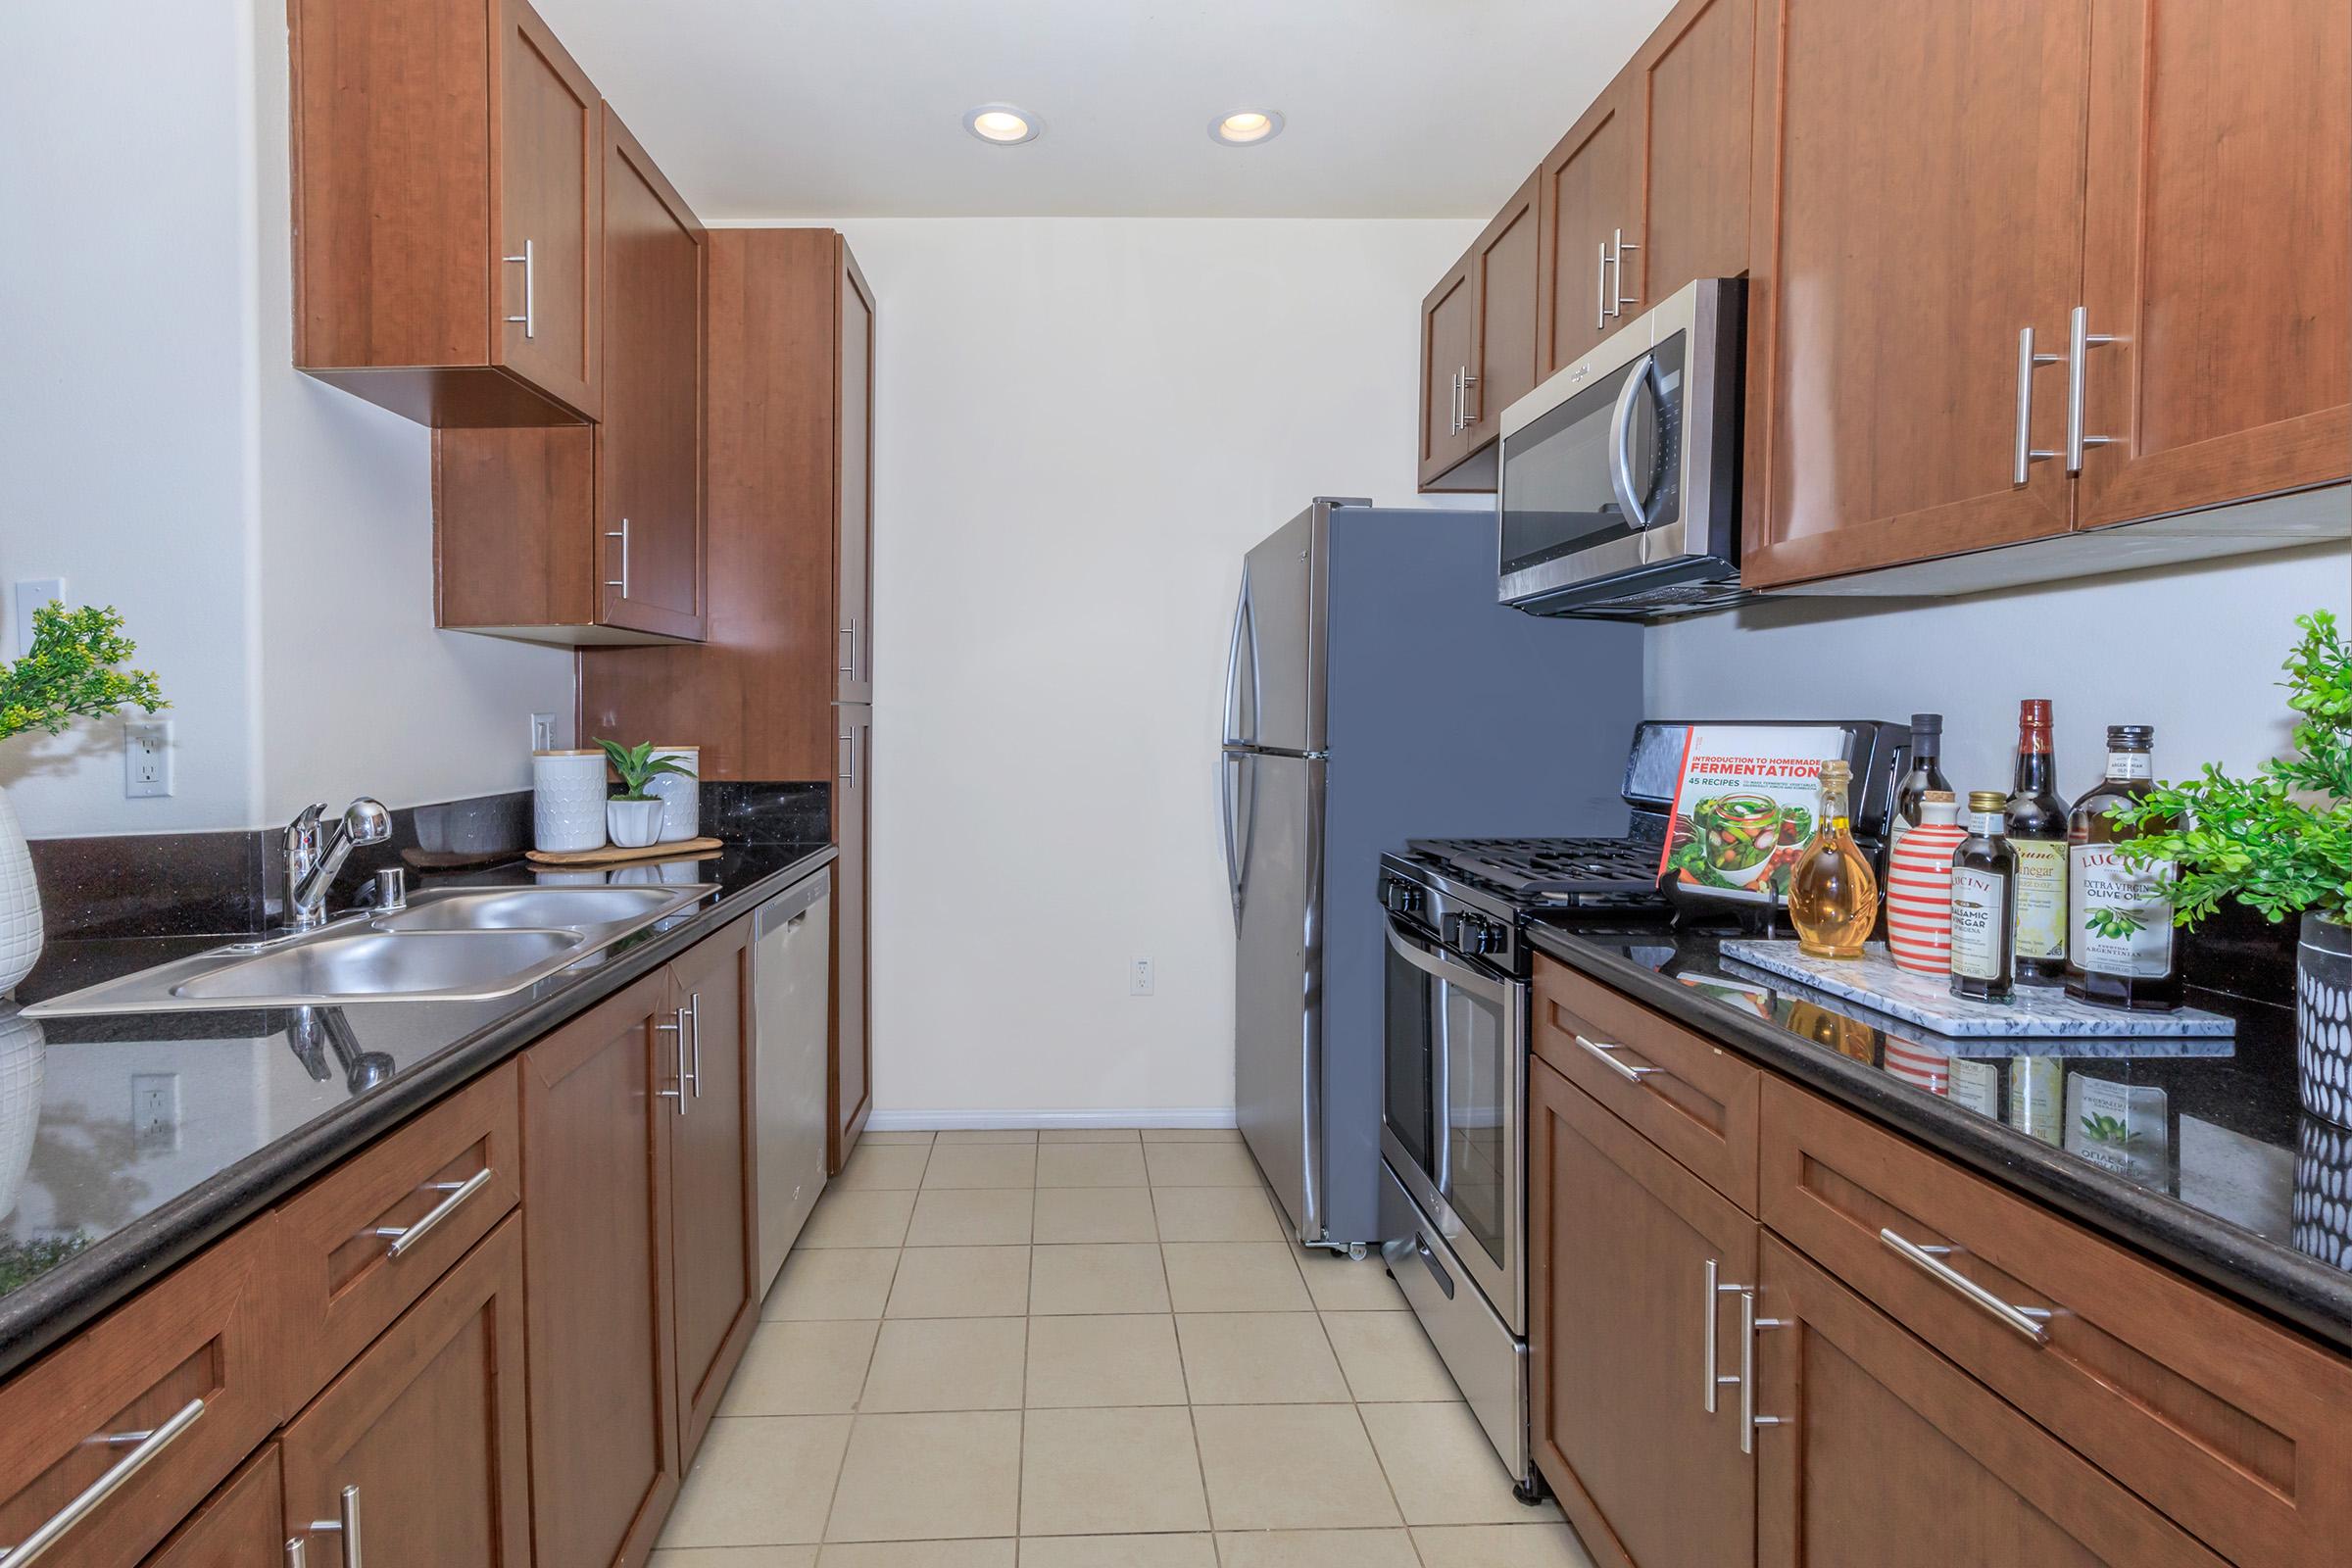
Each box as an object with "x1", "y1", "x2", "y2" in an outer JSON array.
[
  {"x1": 0, "y1": 1006, "x2": 43, "y2": 1221},
  {"x1": 607, "y1": 797, "x2": 665, "y2": 849},
  {"x1": 646, "y1": 745, "x2": 700, "y2": 842},
  {"x1": 533, "y1": 751, "x2": 609, "y2": 854},
  {"x1": 0, "y1": 787, "x2": 42, "y2": 996}
]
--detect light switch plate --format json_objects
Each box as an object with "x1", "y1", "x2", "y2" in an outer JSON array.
[
  {"x1": 12, "y1": 579, "x2": 62, "y2": 659},
  {"x1": 124, "y1": 719, "x2": 172, "y2": 798},
  {"x1": 531, "y1": 712, "x2": 559, "y2": 751}
]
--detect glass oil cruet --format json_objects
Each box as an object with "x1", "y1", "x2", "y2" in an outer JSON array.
[{"x1": 1788, "y1": 759, "x2": 1880, "y2": 958}]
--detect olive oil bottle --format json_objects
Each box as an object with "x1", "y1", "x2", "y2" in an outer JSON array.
[
  {"x1": 2066, "y1": 725, "x2": 2184, "y2": 1011},
  {"x1": 2004, "y1": 700, "x2": 2069, "y2": 985},
  {"x1": 1788, "y1": 760, "x2": 1879, "y2": 959},
  {"x1": 1951, "y1": 791, "x2": 2017, "y2": 1003}
]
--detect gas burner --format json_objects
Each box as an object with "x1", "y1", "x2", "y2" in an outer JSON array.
[{"x1": 1406, "y1": 835, "x2": 1669, "y2": 907}]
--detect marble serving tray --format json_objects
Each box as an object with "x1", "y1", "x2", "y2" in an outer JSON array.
[{"x1": 1717, "y1": 940, "x2": 2235, "y2": 1038}]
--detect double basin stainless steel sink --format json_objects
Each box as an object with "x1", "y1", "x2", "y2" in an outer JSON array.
[{"x1": 24, "y1": 883, "x2": 721, "y2": 1016}]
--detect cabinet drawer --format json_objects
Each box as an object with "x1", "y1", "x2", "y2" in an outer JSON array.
[
  {"x1": 138, "y1": 1442, "x2": 281, "y2": 1567},
  {"x1": 1532, "y1": 956, "x2": 1760, "y2": 1211},
  {"x1": 273, "y1": 1064, "x2": 521, "y2": 1412},
  {"x1": 1761, "y1": 1078, "x2": 2352, "y2": 1568},
  {"x1": 0, "y1": 1222, "x2": 281, "y2": 1568}
]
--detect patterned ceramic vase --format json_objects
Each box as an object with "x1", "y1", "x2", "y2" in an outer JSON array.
[
  {"x1": 1886, "y1": 795, "x2": 1968, "y2": 974},
  {"x1": 647, "y1": 745, "x2": 700, "y2": 842},
  {"x1": 532, "y1": 751, "x2": 608, "y2": 854},
  {"x1": 2297, "y1": 912, "x2": 2352, "y2": 1126},
  {"x1": 0, "y1": 787, "x2": 42, "y2": 997},
  {"x1": 0, "y1": 1006, "x2": 42, "y2": 1220},
  {"x1": 2293, "y1": 1114, "x2": 2352, "y2": 1269}
]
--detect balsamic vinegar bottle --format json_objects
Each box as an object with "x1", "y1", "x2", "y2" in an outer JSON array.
[
  {"x1": 2004, "y1": 699, "x2": 2069, "y2": 985},
  {"x1": 2066, "y1": 725, "x2": 2184, "y2": 1011},
  {"x1": 1950, "y1": 792, "x2": 2017, "y2": 1003}
]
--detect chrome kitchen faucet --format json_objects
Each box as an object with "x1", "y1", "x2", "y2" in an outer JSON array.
[{"x1": 284, "y1": 798, "x2": 392, "y2": 930}]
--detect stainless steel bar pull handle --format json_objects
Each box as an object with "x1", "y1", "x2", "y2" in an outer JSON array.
[
  {"x1": 1880, "y1": 1227, "x2": 2053, "y2": 1343},
  {"x1": 1703, "y1": 1259, "x2": 1751, "y2": 1415},
  {"x1": 1740, "y1": 1290, "x2": 1790, "y2": 1453},
  {"x1": 1610, "y1": 227, "x2": 1640, "y2": 313},
  {"x1": 606, "y1": 518, "x2": 630, "y2": 595},
  {"x1": 307, "y1": 1485, "x2": 364, "y2": 1568},
  {"x1": 1573, "y1": 1033, "x2": 1660, "y2": 1085},
  {"x1": 504, "y1": 239, "x2": 535, "y2": 338},
  {"x1": 2012, "y1": 326, "x2": 2063, "y2": 485},
  {"x1": 285, "y1": 1539, "x2": 308, "y2": 1568},
  {"x1": 656, "y1": 1010, "x2": 689, "y2": 1112},
  {"x1": 687, "y1": 991, "x2": 703, "y2": 1099},
  {"x1": 1595, "y1": 241, "x2": 1611, "y2": 329},
  {"x1": 840, "y1": 729, "x2": 858, "y2": 788},
  {"x1": 840, "y1": 619, "x2": 857, "y2": 676},
  {"x1": 2065, "y1": 304, "x2": 2121, "y2": 473},
  {"x1": 1459, "y1": 368, "x2": 1479, "y2": 427},
  {"x1": 0, "y1": 1397, "x2": 206, "y2": 1564},
  {"x1": 373, "y1": 1166, "x2": 494, "y2": 1258}
]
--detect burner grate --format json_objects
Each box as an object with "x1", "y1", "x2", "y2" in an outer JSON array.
[{"x1": 1407, "y1": 835, "x2": 1667, "y2": 903}]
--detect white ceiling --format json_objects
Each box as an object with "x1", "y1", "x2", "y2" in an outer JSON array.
[{"x1": 533, "y1": 0, "x2": 1676, "y2": 220}]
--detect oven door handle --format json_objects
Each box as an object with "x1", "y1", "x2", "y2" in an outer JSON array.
[{"x1": 1383, "y1": 917, "x2": 1510, "y2": 1006}]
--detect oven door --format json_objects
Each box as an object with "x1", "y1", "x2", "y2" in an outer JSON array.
[{"x1": 1380, "y1": 915, "x2": 1526, "y2": 1330}]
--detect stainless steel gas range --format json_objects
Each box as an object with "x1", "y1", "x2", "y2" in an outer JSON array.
[{"x1": 1375, "y1": 720, "x2": 1908, "y2": 1495}]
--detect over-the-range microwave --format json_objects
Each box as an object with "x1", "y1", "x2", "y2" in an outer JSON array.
[{"x1": 1496, "y1": 276, "x2": 1745, "y2": 619}]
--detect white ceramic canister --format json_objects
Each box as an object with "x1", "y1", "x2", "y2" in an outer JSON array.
[
  {"x1": 533, "y1": 750, "x2": 609, "y2": 853},
  {"x1": 647, "y1": 745, "x2": 700, "y2": 842}
]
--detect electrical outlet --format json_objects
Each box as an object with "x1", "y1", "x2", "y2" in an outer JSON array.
[
  {"x1": 132, "y1": 1072, "x2": 179, "y2": 1156},
  {"x1": 531, "y1": 711, "x2": 559, "y2": 751},
  {"x1": 123, "y1": 719, "x2": 172, "y2": 798},
  {"x1": 12, "y1": 579, "x2": 62, "y2": 659},
  {"x1": 1130, "y1": 957, "x2": 1155, "y2": 997}
]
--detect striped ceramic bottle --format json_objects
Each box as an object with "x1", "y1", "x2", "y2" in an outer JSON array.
[{"x1": 1886, "y1": 791, "x2": 1968, "y2": 974}]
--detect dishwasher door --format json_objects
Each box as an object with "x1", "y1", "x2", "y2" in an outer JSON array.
[{"x1": 755, "y1": 866, "x2": 833, "y2": 1293}]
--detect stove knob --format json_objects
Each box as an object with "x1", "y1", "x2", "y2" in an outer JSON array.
[{"x1": 1457, "y1": 914, "x2": 1494, "y2": 954}]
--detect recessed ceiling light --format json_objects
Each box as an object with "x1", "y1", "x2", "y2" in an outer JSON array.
[
  {"x1": 964, "y1": 104, "x2": 1040, "y2": 145},
  {"x1": 1210, "y1": 109, "x2": 1284, "y2": 146}
]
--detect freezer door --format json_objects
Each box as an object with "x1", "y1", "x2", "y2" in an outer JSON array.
[
  {"x1": 1233, "y1": 752, "x2": 1326, "y2": 1243},
  {"x1": 1241, "y1": 506, "x2": 1326, "y2": 755}
]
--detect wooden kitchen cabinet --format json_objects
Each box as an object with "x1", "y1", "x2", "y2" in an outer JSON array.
[
  {"x1": 2074, "y1": 0, "x2": 2351, "y2": 531},
  {"x1": 1625, "y1": 0, "x2": 1753, "y2": 311},
  {"x1": 831, "y1": 703, "x2": 873, "y2": 1172},
  {"x1": 279, "y1": 1215, "x2": 533, "y2": 1568},
  {"x1": 838, "y1": 245, "x2": 878, "y2": 704},
  {"x1": 1419, "y1": 175, "x2": 1544, "y2": 492},
  {"x1": 435, "y1": 103, "x2": 707, "y2": 646},
  {"x1": 292, "y1": 0, "x2": 602, "y2": 425},
  {"x1": 519, "y1": 970, "x2": 683, "y2": 1568},
  {"x1": 1529, "y1": 1059, "x2": 1755, "y2": 1568},
  {"x1": 668, "y1": 918, "x2": 760, "y2": 1461},
  {"x1": 139, "y1": 1445, "x2": 282, "y2": 1568},
  {"x1": 1417, "y1": 258, "x2": 1478, "y2": 489},
  {"x1": 1754, "y1": 1234, "x2": 2229, "y2": 1568},
  {"x1": 1537, "y1": 78, "x2": 1642, "y2": 379}
]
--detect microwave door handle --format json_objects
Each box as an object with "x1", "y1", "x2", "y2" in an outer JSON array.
[{"x1": 1608, "y1": 353, "x2": 1657, "y2": 530}]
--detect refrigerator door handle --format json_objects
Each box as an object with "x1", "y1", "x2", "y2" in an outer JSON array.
[
  {"x1": 1223, "y1": 568, "x2": 1255, "y2": 747},
  {"x1": 1220, "y1": 750, "x2": 1245, "y2": 933}
]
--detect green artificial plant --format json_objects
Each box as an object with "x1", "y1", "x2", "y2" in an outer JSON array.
[
  {"x1": 0, "y1": 604, "x2": 167, "y2": 743},
  {"x1": 595, "y1": 738, "x2": 696, "y2": 802},
  {"x1": 2113, "y1": 610, "x2": 2352, "y2": 927}
]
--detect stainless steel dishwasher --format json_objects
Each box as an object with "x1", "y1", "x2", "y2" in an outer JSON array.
[{"x1": 755, "y1": 865, "x2": 833, "y2": 1292}]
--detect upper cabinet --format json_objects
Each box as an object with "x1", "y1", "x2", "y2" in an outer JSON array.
[
  {"x1": 1417, "y1": 257, "x2": 1479, "y2": 489},
  {"x1": 1420, "y1": 174, "x2": 1541, "y2": 491},
  {"x1": 1741, "y1": 0, "x2": 2350, "y2": 590},
  {"x1": 433, "y1": 105, "x2": 708, "y2": 646},
  {"x1": 838, "y1": 245, "x2": 877, "y2": 704},
  {"x1": 1537, "y1": 80, "x2": 1642, "y2": 381},
  {"x1": 292, "y1": 0, "x2": 602, "y2": 426}
]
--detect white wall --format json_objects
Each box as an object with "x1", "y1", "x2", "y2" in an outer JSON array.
[
  {"x1": 819, "y1": 218, "x2": 1480, "y2": 1122},
  {"x1": 1645, "y1": 542, "x2": 2352, "y2": 803},
  {"x1": 0, "y1": 1, "x2": 576, "y2": 841}
]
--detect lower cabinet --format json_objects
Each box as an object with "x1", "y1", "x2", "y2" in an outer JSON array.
[
  {"x1": 668, "y1": 918, "x2": 760, "y2": 1460},
  {"x1": 520, "y1": 968, "x2": 684, "y2": 1568},
  {"x1": 139, "y1": 1444, "x2": 282, "y2": 1567},
  {"x1": 1530, "y1": 1057, "x2": 1755, "y2": 1568},
  {"x1": 830, "y1": 703, "x2": 872, "y2": 1172},
  {"x1": 1753, "y1": 1234, "x2": 2226, "y2": 1568},
  {"x1": 279, "y1": 1215, "x2": 534, "y2": 1567}
]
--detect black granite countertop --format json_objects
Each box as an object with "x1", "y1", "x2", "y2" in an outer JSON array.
[
  {"x1": 0, "y1": 838, "x2": 836, "y2": 1379},
  {"x1": 1527, "y1": 917, "x2": 2352, "y2": 1356}
]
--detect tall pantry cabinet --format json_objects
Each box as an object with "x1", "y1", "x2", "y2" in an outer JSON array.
[{"x1": 580, "y1": 227, "x2": 877, "y2": 1174}]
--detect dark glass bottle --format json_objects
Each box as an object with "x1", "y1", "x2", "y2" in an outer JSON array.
[
  {"x1": 2066, "y1": 725, "x2": 2184, "y2": 1011},
  {"x1": 1893, "y1": 712, "x2": 1952, "y2": 832},
  {"x1": 1950, "y1": 791, "x2": 2017, "y2": 1002},
  {"x1": 2004, "y1": 699, "x2": 2069, "y2": 985}
]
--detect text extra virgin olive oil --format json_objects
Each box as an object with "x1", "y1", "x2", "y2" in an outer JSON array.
[{"x1": 2067, "y1": 725, "x2": 2184, "y2": 1011}]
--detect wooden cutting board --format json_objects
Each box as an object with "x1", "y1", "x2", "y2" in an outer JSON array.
[{"x1": 524, "y1": 837, "x2": 722, "y2": 867}]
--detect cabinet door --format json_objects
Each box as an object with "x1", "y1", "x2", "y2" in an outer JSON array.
[
  {"x1": 1466, "y1": 173, "x2": 1544, "y2": 443},
  {"x1": 599, "y1": 107, "x2": 708, "y2": 642},
  {"x1": 1630, "y1": 0, "x2": 1754, "y2": 306},
  {"x1": 838, "y1": 242, "x2": 877, "y2": 703},
  {"x1": 495, "y1": 0, "x2": 601, "y2": 418},
  {"x1": 1740, "y1": 0, "x2": 2090, "y2": 589},
  {"x1": 521, "y1": 973, "x2": 682, "y2": 1567},
  {"x1": 1417, "y1": 259, "x2": 1476, "y2": 488},
  {"x1": 1529, "y1": 1060, "x2": 1755, "y2": 1568},
  {"x1": 830, "y1": 703, "x2": 873, "y2": 1173},
  {"x1": 1538, "y1": 78, "x2": 1642, "y2": 377},
  {"x1": 279, "y1": 1215, "x2": 533, "y2": 1568},
  {"x1": 137, "y1": 1445, "x2": 281, "y2": 1568},
  {"x1": 670, "y1": 919, "x2": 760, "y2": 1463},
  {"x1": 2074, "y1": 0, "x2": 2351, "y2": 530},
  {"x1": 1755, "y1": 1235, "x2": 2228, "y2": 1568}
]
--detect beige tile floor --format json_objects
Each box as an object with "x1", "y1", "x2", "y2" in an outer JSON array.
[{"x1": 656, "y1": 1128, "x2": 1594, "y2": 1568}]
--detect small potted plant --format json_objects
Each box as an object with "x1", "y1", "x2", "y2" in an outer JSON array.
[
  {"x1": 2110, "y1": 611, "x2": 2352, "y2": 1124},
  {"x1": 596, "y1": 739, "x2": 697, "y2": 849},
  {"x1": 0, "y1": 605, "x2": 167, "y2": 993}
]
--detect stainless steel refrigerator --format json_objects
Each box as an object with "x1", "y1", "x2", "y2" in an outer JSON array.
[{"x1": 1221, "y1": 499, "x2": 1641, "y2": 1250}]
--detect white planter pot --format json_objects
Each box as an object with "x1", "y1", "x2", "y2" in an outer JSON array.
[
  {"x1": 607, "y1": 797, "x2": 665, "y2": 849},
  {"x1": 646, "y1": 745, "x2": 700, "y2": 841},
  {"x1": 0, "y1": 787, "x2": 41, "y2": 996},
  {"x1": 2298, "y1": 911, "x2": 2352, "y2": 1126},
  {"x1": 533, "y1": 751, "x2": 608, "y2": 854}
]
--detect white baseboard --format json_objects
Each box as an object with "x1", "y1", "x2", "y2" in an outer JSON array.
[{"x1": 865, "y1": 1107, "x2": 1239, "y2": 1132}]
